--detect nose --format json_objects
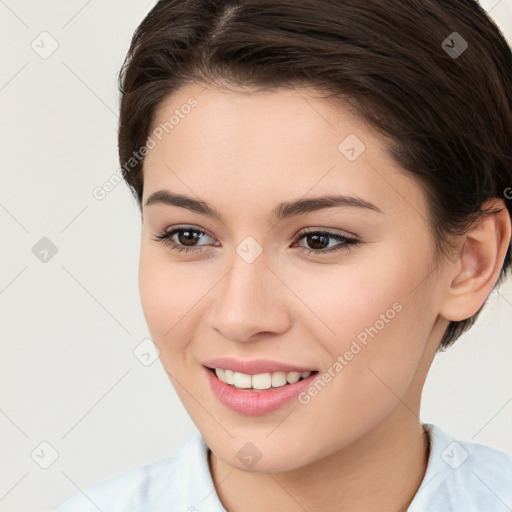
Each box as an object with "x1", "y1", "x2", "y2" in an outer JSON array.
[{"x1": 206, "y1": 250, "x2": 291, "y2": 343}]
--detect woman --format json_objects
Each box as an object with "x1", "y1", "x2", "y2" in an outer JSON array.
[{"x1": 54, "y1": 0, "x2": 512, "y2": 510}]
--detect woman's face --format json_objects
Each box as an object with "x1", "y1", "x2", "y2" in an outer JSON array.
[{"x1": 139, "y1": 82, "x2": 449, "y2": 472}]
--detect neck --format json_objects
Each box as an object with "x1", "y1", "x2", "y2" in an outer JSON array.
[{"x1": 209, "y1": 410, "x2": 431, "y2": 512}]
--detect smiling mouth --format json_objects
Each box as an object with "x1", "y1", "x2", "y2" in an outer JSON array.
[{"x1": 207, "y1": 367, "x2": 319, "y2": 391}]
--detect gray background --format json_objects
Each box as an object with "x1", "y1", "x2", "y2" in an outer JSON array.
[{"x1": 0, "y1": 1, "x2": 511, "y2": 510}]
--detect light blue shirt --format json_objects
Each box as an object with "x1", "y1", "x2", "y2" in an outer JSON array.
[{"x1": 53, "y1": 423, "x2": 512, "y2": 511}]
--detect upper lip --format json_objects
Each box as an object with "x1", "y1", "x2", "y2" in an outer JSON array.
[{"x1": 203, "y1": 357, "x2": 317, "y2": 375}]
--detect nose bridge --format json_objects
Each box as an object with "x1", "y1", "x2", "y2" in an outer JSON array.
[
  {"x1": 222, "y1": 232, "x2": 270, "y2": 301},
  {"x1": 209, "y1": 244, "x2": 289, "y2": 342}
]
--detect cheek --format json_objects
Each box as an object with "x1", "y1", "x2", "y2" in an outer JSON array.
[
  {"x1": 289, "y1": 245, "x2": 434, "y2": 398},
  {"x1": 284, "y1": 254, "x2": 413, "y2": 347},
  {"x1": 137, "y1": 246, "x2": 203, "y2": 356}
]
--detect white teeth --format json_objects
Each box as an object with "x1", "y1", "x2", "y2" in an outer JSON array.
[
  {"x1": 224, "y1": 369, "x2": 234, "y2": 385},
  {"x1": 286, "y1": 372, "x2": 301, "y2": 384},
  {"x1": 214, "y1": 368, "x2": 313, "y2": 390},
  {"x1": 271, "y1": 371, "x2": 287, "y2": 387},
  {"x1": 233, "y1": 372, "x2": 252, "y2": 388},
  {"x1": 251, "y1": 373, "x2": 272, "y2": 389}
]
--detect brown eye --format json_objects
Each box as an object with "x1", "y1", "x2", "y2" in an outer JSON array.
[
  {"x1": 294, "y1": 230, "x2": 360, "y2": 255},
  {"x1": 152, "y1": 226, "x2": 218, "y2": 254}
]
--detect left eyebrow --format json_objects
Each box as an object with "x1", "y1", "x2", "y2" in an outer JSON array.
[
  {"x1": 273, "y1": 194, "x2": 383, "y2": 219},
  {"x1": 144, "y1": 190, "x2": 383, "y2": 221}
]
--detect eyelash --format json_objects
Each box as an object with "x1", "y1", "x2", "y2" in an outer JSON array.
[{"x1": 152, "y1": 225, "x2": 360, "y2": 256}]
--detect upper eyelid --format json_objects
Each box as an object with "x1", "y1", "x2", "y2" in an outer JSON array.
[
  {"x1": 297, "y1": 226, "x2": 358, "y2": 239},
  {"x1": 161, "y1": 224, "x2": 215, "y2": 237},
  {"x1": 159, "y1": 225, "x2": 358, "y2": 243},
  {"x1": 160, "y1": 224, "x2": 354, "y2": 235}
]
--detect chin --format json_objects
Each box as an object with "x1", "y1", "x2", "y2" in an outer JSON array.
[{"x1": 207, "y1": 431, "x2": 325, "y2": 474}]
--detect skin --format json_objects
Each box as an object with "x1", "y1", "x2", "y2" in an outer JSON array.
[{"x1": 138, "y1": 82, "x2": 511, "y2": 512}]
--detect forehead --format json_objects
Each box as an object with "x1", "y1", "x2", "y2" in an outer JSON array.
[{"x1": 143, "y1": 83, "x2": 428, "y2": 222}]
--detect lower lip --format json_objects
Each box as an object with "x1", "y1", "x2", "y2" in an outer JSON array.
[{"x1": 204, "y1": 366, "x2": 319, "y2": 416}]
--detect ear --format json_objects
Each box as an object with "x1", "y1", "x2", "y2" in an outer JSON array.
[{"x1": 439, "y1": 198, "x2": 511, "y2": 322}]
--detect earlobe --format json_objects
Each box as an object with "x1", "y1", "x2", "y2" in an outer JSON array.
[{"x1": 440, "y1": 199, "x2": 511, "y2": 322}]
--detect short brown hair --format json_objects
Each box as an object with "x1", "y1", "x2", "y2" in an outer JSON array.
[{"x1": 117, "y1": 0, "x2": 512, "y2": 350}]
